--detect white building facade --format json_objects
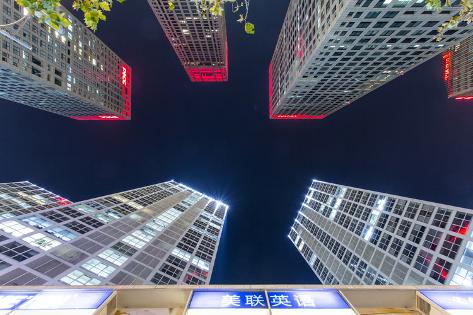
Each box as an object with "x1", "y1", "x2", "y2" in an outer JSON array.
[
  {"x1": 290, "y1": 179, "x2": 473, "y2": 286},
  {"x1": 0, "y1": 0, "x2": 132, "y2": 120},
  {"x1": 0, "y1": 180, "x2": 227, "y2": 285},
  {"x1": 270, "y1": 0, "x2": 473, "y2": 119},
  {"x1": 147, "y1": 0, "x2": 228, "y2": 82}
]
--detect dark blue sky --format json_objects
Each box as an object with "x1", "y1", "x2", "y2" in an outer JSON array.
[{"x1": 1, "y1": 0, "x2": 473, "y2": 285}]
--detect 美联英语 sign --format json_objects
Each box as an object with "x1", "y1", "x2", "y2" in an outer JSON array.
[{"x1": 189, "y1": 291, "x2": 268, "y2": 309}]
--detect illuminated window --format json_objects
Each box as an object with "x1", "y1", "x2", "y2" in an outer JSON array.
[
  {"x1": 21, "y1": 216, "x2": 52, "y2": 229},
  {"x1": 0, "y1": 221, "x2": 33, "y2": 237},
  {"x1": 23, "y1": 233, "x2": 61, "y2": 250},
  {"x1": 132, "y1": 229, "x2": 153, "y2": 242},
  {"x1": 98, "y1": 249, "x2": 128, "y2": 266},
  {"x1": 451, "y1": 266, "x2": 473, "y2": 286},
  {"x1": 171, "y1": 248, "x2": 192, "y2": 261},
  {"x1": 46, "y1": 227, "x2": 76, "y2": 241},
  {"x1": 122, "y1": 235, "x2": 146, "y2": 249},
  {"x1": 60, "y1": 270, "x2": 101, "y2": 285},
  {"x1": 191, "y1": 257, "x2": 210, "y2": 271},
  {"x1": 450, "y1": 212, "x2": 472, "y2": 235},
  {"x1": 430, "y1": 258, "x2": 451, "y2": 284},
  {"x1": 81, "y1": 258, "x2": 116, "y2": 278}
]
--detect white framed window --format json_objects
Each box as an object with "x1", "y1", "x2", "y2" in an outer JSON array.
[
  {"x1": 191, "y1": 257, "x2": 210, "y2": 271},
  {"x1": 46, "y1": 227, "x2": 76, "y2": 241},
  {"x1": 98, "y1": 249, "x2": 128, "y2": 266},
  {"x1": 132, "y1": 230, "x2": 153, "y2": 242},
  {"x1": 122, "y1": 235, "x2": 146, "y2": 249},
  {"x1": 81, "y1": 258, "x2": 116, "y2": 278},
  {"x1": 60, "y1": 270, "x2": 101, "y2": 285},
  {"x1": 22, "y1": 216, "x2": 52, "y2": 229},
  {"x1": 0, "y1": 221, "x2": 34, "y2": 237},
  {"x1": 23, "y1": 233, "x2": 61, "y2": 250},
  {"x1": 172, "y1": 248, "x2": 192, "y2": 261}
]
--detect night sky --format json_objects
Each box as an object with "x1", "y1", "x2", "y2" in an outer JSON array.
[{"x1": 1, "y1": 0, "x2": 473, "y2": 285}]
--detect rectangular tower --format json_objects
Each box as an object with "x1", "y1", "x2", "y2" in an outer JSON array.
[
  {"x1": 0, "y1": 0, "x2": 131, "y2": 120},
  {"x1": 270, "y1": 0, "x2": 473, "y2": 119},
  {"x1": 0, "y1": 180, "x2": 227, "y2": 285},
  {"x1": 147, "y1": 0, "x2": 228, "y2": 82},
  {"x1": 443, "y1": 35, "x2": 473, "y2": 100},
  {"x1": 290, "y1": 179, "x2": 473, "y2": 286}
]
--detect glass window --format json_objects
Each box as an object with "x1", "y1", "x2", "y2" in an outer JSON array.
[
  {"x1": 21, "y1": 216, "x2": 52, "y2": 229},
  {"x1": 451, "y1": 266, "x2": 473, "y2": 286},
  {"x1": 414, "y1": 249, "x2": 432, "y2": 274},
  {"x1": 450, "y1": 212, "x2": 472, "y2": 235},
  {"x1": 81, "y1": 258, "x2": 116, "y2": 278},
  {"x1": 433, "y1": 208, "x2": 451, "y2": 229},
  {"x1": 23, "y1": 233, "x2": 61, "y2": 250},
  {"x1": 0, "y1": 241, "x2": 38, "y2": 261},
  {"x1": 440, "y1": 235, "x2": 463, "y2": 259},
  {"x1": 98, "y1": 249, "x2": 128, "y2": 266},
  {"x1": 0, "y1": 220, "x2": 33, "y2": 237},
  {"x1": 46, "y1": 227, "x2": 77, "y2": 241},
  {"x1": 122, "y1": 235, "x2": 146, "y2": 249},
  {"x1": 423, "y1": 228, "x2": 443, "y2": 251},
  {"x1": 60, "y1": 270, "x2": 101, "y2": 285}
]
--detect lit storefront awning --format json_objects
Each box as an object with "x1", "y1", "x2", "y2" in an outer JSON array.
[{"x1": 420, "y1": 290, "x2": 473, "y2": 315}]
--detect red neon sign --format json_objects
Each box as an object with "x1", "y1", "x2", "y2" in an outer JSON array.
[
  {"x1": 269, "y1": 63, "x2": 326, "y2": 120},
  {"x1": 455, "y1": 96, "x2": 473, "y2": 101},
  {"x1": 443, "y1": 52, "x2": 451, "y2": 82}
]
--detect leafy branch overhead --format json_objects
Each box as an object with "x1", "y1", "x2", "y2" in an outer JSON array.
[
  {"x1": 168, "y1": 0, "x2": 255, "y2": 35},
  {"x1": 15, "y1": 0, "x2": 125, "y2": 32},
  {"x1": 426, "y1": 0, "x2": 473, "y2": 39}
]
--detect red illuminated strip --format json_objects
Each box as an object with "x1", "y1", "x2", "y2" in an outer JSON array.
[
  {"x1": 186, "y1": 39, "x2": 228, "y2": 82},
  {"x1": 70, "y1": 115, "x2": 125, "y2": 121},
  {"x1": 269, "y1": 63, "x2": 326, "y2": 120},
  {"x1": 186, "y1": 67, "x2": 228, "y2": 82},
  {"x1": 455, "y1": 96, "x2": 473, "y2": 100}
]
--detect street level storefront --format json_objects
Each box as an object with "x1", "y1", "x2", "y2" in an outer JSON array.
[{"x1": 0, "y1": 285, "x2": 471, "y2": 315}]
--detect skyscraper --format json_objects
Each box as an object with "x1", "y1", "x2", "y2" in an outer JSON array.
[
  {"x1": 443, "y1": 35, "x2": 473, "y2": 100},
  {"x1": 147, "y1": 0, "x2": 228, "y2": 82},
  {"x1": 0, "y1": 0, "x2": 132, "y2": 120},
  {"x1": 289, "y1": 179, "x2": 473, "y2": 286},
  {"x1": 270, "y1": 0, "x2": 473, "y2": 119},
  {"x1": 0, "y1": 180, "x2": 227, "y2": 285}
]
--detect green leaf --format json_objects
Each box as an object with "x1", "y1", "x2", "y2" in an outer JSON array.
[
  {"x1": 244, "y1": 22, "x2": 255, "y2": 35},
  {"x1": 168, "y1": 0, "x2": 175, "y2": 11},
  {"x1": 99, "y1": 1, "x2": 110, "y2": 11}
]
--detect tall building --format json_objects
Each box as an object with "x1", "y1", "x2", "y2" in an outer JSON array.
[
  {"x1": 443, "y1": 35, "x2": 473, "y2": 100},
  {"x1": 289, "y1": 179, "x2": 473, "y2": 286},
  {"x1": 0, "y1": 180, "x2": 228, "y2": 285},
  {"x1": 0, "y1": 0, "x2": 132, "y2": 120},
  {"x1": 269, "y1": 0, "x2": 473, "y2": 120},
  {"x1": 147, "y1": 0, "x2": 228, "y2": 82}
]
